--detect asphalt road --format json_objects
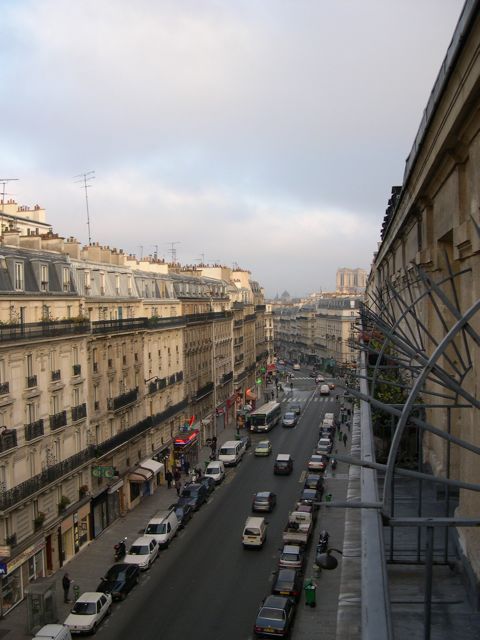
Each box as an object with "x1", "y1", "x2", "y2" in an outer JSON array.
[{"x1": 101, "y1": 371, "x2": 337, "y2": 640}]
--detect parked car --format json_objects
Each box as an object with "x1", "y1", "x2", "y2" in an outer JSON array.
[
  {"x1": 278, "y1": 544, "x2": 305, "y2": 570},
  {"x1": 308, "y1": 454, "x2": 329, "y2": 472},
  {"x1": 289, "y1": 404, "x2": 301, "y2": 416},
  {"x1": 144, "y1": 509, "x2": 179, "y2": 548},
  {"x1": 319, "y1": 425, "x2": 335, "y2": 440},
  {"x1": 271, "y1": 568, "x2": 303, "y2": 601},
  {"x1": 293, "y1": 363, "x2": 301, "y2": 370},
  {"x1": 170, "y1": 503, "x2": 193, "y2": 528},
  {"x1": 304, "y1": 473, "x2": 324, "y2": 492},
  {"x1": 299, "y1": 486, "x2": 323, "y2": 506},
  {"x1": 97, "y1": 563, "x2": 139, "y2": 601},
  {"x1": 204, "y1": 460, "x2": 225, "y2": 484},
  {"x1": 252, "y1": 491, "x2": 277, "y2": 513},
  {"x1": 316, "y1": 437, "x2": 333, "y2": 455},
  {"x1": 177, "y1": 483, "x2": 208, "y2": 510},
  {"x1": 64, "y1": 592, "x2": 112, "y2": 635},
  {"x1": 254, "y1": 595, "x2": 296, "y2": 638},
  {"x1": 240, "y1": 434, "x2": 251, "y2": 450},
  {"x1": 124, "y1": 537, "x2": 159, "y2": 570},
  {"x1": 255, "y1": 440, "x2": 272, "y2": 456},
  {"x1": 315, "y1": 375, "x2": 325, "y2": 383},
  {"x1": 282, "y1": 412, "x2": 297, "y2": 427},
  {"x1": 320, "y1": 384, "x2": 331, "y2": 395},
  {"x1": 199, "y1": 476, "x2": 216, "y2": 495}
]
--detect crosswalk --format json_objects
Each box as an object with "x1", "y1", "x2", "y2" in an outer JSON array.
[{"x1": 280, "y1": 395, "x2": 333, "y2": 403}]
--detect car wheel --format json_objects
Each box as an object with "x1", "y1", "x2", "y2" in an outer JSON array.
[{"x1": 91, "y1": 622, "x2": 98, "y2": 635}]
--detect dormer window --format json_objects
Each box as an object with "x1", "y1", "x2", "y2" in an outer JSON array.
[
  {"x1": 63, "y1": 267, "x2": 70, "y2": 292},
  {"x1": 84, "y1": 270, "x2": 91, "y2": 291},
  {"x1": 14, "y1": 262, "x2": 24, "y2": 291},
  {"x1": 115, "y1": 274, "x2": 120, "y2": 295},
  {"x1": 40, "y1": 264, "x2": 48, "y2": 291}
]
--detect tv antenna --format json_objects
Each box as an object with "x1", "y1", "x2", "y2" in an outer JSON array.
[
  {"x1": 73, "y1": 171, "x2": 95, "y2": 244},
  {"x1": 194, "y1": 253, "x2": 205, "y2": 264},
  {"x1": 0, "y1": 178, "x2": 19, "y2": 213},
  {"x1": 166, "y1": 241, "x2": 180, "y2": 263}
]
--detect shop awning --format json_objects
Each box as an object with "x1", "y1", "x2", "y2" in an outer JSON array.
[
  {"x1": 139, "y1": 458, "x2": 164, "y2": 475},
  {"x1": 128, "y1": 467, "x2": 153, "y2": 483},
  {"x1": 245, "y1": 388, "x2": 257, "y2": 400}
]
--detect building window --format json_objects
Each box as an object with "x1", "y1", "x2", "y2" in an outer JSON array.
[
  {"x1": 100, "y1": 272, "x2": 106, "y2": 295},
  {"x1": 72, "y1": 346, "x2": 79, "y2": 365},
  {"x1": 14, "y1": 262, "x2": 24, "y2": 291},
  {"x1": 115, "y1": 274, "x2": 120, "y2": 295},
  {"x1": 40, "y1": 264, "x2": 48, "y2": 291},
  {"x1": 63, "y1": 267, "x2": 70, "y2": 292},
  {"x1": 84, "y1": 270, "x2": 91, "y2": 290}
]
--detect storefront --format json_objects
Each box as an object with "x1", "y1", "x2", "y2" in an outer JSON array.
[
  {"x1": 92, "y1": 490, "x2": 109, "y2": 538},
  {"x1": 127, "y1": 458, "x2": 164, "y2": 508},
  {"x1": 173, "y1": 429, "x2": 199, "y2": 473},
  {"x1": 1, "y1": 540, "x2": 45, "y2": 615},
  {"x1": 60, "y1": 502, "x2": 92, "y2": 562}
]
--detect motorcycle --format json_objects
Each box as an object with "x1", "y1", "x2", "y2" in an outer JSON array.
[
  {"x1": 114, "y1": 537, "x2": 127, "y2": 561},
  {"x1": 315, "y1": 530, "x2": 330, "y2": 566},
  {"x1": 331, "y1": 458, "x2": 337, "y2": 471}
]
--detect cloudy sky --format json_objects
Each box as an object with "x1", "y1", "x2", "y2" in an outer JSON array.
[{"x1": 0, "y1": 0, "x2": 465, "y2": 297}]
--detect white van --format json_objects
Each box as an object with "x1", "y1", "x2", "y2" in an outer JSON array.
[
  {"x1": 242, "y1": 516, "x2": 267, "y2": 548},
  {"x1": 204, "y1": 460, "x2": 225, "y2": 484},
  {"x1": 218, "y1": 440, "x2": 244, "y2": 466},
  {"x1": 34, "y1": 625, "x2": 72, "y2": 640},
  {"x1": 144, "y1": 509, "x2": 179, "y2": 548},
  {"x1": 320, "y1": 384, "x2": 330, "y2": 395}
]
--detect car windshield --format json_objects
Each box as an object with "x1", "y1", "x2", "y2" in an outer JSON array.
[
  {"x1": 207, "y1": 468, "x2": 219, "y2": 474},
  {"x1": 255, "y1": 496, "x2": 269, "y2": 502},
  {"x1": 181, "y1": 488, "x2": 198, "y2": 497},
  {"x1": 106, "y1": 567, "x2": 127, "y2": 580},
  {"x1": 145, "y1": 523, "x2": 167, "y2": 534},
  {"x1": 284, "y1": 413, "x2": 295, "y2": 419},
  {"x1": 129, "y1": 545, "x2": 149, "y2": 555},
  {"x1": 72, "y1": 601, "x2": 97, "y2": 615},
  {"x1": 257, "y1": 442, "x2": 269, "y2": 448},
  {"x1": 259, "y1": 607, "x2": 285, "y2": 621},
  {"x1": 220, "y1": 447, "x2": 236, "y2": 455},
  {"x1": 281, "y1": 552, "x2": 299, "y2": 562}
]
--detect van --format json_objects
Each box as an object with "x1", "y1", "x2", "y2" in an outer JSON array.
[
  {"x1": 34, "y1": 625, "x2": 72, "y2": 640},
  {"x1": 144, "y1": 509, "x2": 179, "y2": 548},
  {"x1": 242, "y1": 516, "x2": 267, "y2": 548},
  {"x1": 204, "y1": 460, "x2": 225, "y2": 484},
  {"x1": 218, "y1": 440, "x2": 244, "y2": 466},
  {"x1": 274, "y1": 453, "x2": 294, "y2": 475},
  {"x1": 320, "y1": 384, "x2": 330, "y2": 395}
]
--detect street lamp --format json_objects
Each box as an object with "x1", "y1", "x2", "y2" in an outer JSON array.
[{"x1": 315, "y1": 547, "x2": 343, "y2": 570}]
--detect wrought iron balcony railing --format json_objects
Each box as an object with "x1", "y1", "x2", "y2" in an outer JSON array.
[
  {"x1": 26, "y1": 375, "x2": 37, "y2": 388},
  {"x1": 50, "y1": 410, "x2": 67, "y2": 431},
  {"x1": 0, "y1": 382, "x2": 9, "y2": 395},
  {"x1": 0, "y1": 429, "x2": 17, "y2": 453},
  {"x1": 107, "y1": 388, "x2": 139, "y2": 411},
  {"x1": 51, "y1": 370, "x2": 61, "y2": 382},
  {"x1": 25, "y1": 419, "x2": 44, "y2": 441},
  {"x1": 71, "y1": 403, "x2": 87, "y2": 422},
  {"x1": 72, "y1": 364, "x2": 81, "y2": 376}
]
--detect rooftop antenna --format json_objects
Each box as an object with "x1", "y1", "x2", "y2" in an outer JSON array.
[
  {"x1": 166, "y1": 241, "x2": 180, "y2": 263},
  {"x1": 0, "y1": 178, "x2": 19, "y2": 213},
  {"x1": 73, "y1": 170, "x2": 95, "y2": 244},
  {"x1": 139, "y1": 245, "x2": 144, "y2": 260}
]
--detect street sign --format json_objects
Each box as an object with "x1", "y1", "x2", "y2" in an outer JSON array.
[{"x1": 92, "y1": 466, "x2": 115, "y2": 478}]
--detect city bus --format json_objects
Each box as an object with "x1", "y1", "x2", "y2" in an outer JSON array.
[{"x1": 249, "y1": 401, "x2": 282, "y2": 433}]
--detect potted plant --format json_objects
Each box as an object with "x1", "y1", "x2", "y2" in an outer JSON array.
[
  {"x1": 58, "y1": 495, "x2": 71, "y2": 513},
  {"x1": 34, "y1": 512, "x2": 46, "y2": 531},
  {"x1": 79, "y1": 484, "x2": 89, "y2": 498}
]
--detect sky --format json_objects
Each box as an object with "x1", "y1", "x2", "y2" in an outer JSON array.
[{"x1": 0, "y1": 0, "x2": 465, "y2": 298}]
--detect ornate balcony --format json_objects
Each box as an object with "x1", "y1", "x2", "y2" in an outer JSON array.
[
  {"x1": 50, "y1": 410, "x2": 67, "y2": 431},
  {"x1": 51, "y1": 370, "x2": 61, "y2": 382},
  {"x1": 107, "y1": 388, "x2": 138, "y2": 412},
  {"x1": 221, "y1": 371, "x2": 233, "y2": 385},
  {"x1": 26, "y1": 375, "x2": 37, "y2": 388},
  {"x1": 0, "y1": 382, "x2": 9, "y2": 395},
  {"x1": 25, "y1": 419, "x2": 44, "y2": 441},
  {"x1": 194, "y1": 381, "x2": 214, "y2": 402},
  {"x1": 72, "y1": 364, "x2": 82, "y2": 376},
  {"x1": 71, "y1": 403, "x2": 87, "y2": 422},
  {"x1": 0, "y1": 429, "x2": 17, "y2": 453}
]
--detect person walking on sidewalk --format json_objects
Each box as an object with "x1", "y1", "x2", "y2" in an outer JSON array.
[
  {"x1": 184, "y1": 459, "x2": 190, "y2": 476},
  {"x1": 175, "y1": 479, "x2": 182, "y2": 496},
  {"x1": 165, "y1": 470, "x2": 173, "y2": 489},
  {"x1": 343, "y1": 432, "x2": 348, "y2": 448},
  {"x1": 62, "y1": 572, "x2": 72, "y2": 603}
]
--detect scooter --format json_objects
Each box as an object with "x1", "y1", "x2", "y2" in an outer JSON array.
[{"x1": 114, "y1": 537, "x2": 127, "y2": 561}]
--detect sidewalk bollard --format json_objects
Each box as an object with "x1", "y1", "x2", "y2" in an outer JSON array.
[
  {"x1": 325, "y1": 493, "x2": 332, "y2": 503},
  {"x1": 304, "y1": 579, "x2": 317, "y2": 607},
  {"x1": 73, "y1": 584, "x2": 80, "y2": 601}
]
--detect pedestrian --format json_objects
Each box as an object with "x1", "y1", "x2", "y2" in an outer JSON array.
[
  {"x1": 165, "y1": 469, "x2": 173, "y2": 489},
  {"x1": 338, "y1": 429, "x2": 343, "y2": 442},
  {"x1": 290, "y1": 381, "x2": 293, "y2": 391},
  {"x1": 175, "y1": 479, "x2": 182, "y2": 496},
  {"x1": 184, "y1": 459, "x2": 190, "y2": 476},
  {"x1": 62, "y1": 572, "x2": 72, "y2": 603},
  {"x1": 343, "y1": 432, "x2": 348, "y2": 448},
  {"x1": 346, "y1": 420, "x2": 351, "y2": 432},
  {"x1": 271, "y1": 390, "x2": 275, "y2": 400},
  {"x1": 173, "y1": 468, "x2": 181, "y2": 483}
]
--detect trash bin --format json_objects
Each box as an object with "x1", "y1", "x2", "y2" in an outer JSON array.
[
  {"x1": 325, "y1": 493, "x2": 332, "y2": 503},
  {"x1": 304, "y1": 579, "x2": 316, "y2": 607}
]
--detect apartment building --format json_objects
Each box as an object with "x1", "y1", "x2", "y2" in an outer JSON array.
[{"x1": 0, "y1": 224, "x2": 267, "y2": 614}]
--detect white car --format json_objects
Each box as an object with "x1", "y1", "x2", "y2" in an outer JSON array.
[
  {"x1": 204, "y1": 460, "x2": 225, "y2": 484},
  {"x1": 315, "y1": 375, "x2": 325, "y2": 384},
  {"x1": 124, "y1": 536, "x2": 159, "y2": 570},
  {"x1": 64, "y1": 592, "x2": 112, "y2": 635}
]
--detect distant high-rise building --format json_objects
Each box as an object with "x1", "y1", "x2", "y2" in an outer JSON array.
[{"x1": 336, "y1": 267, "x2": 367, "y2": 294}]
